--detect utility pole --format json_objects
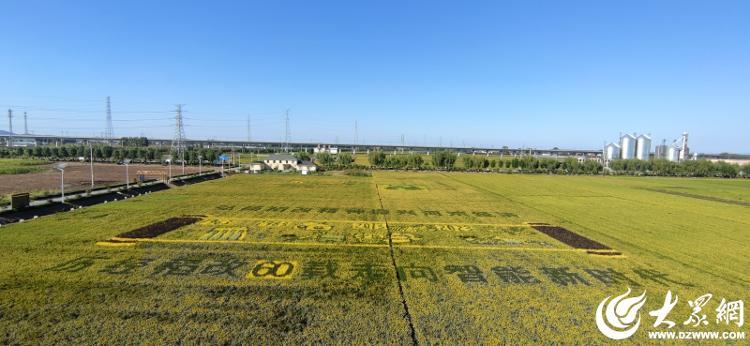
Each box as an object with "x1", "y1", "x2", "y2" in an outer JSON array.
[
  {"x1": 23, "y1": 112, "x2": 28, "y2": 134},
  {"x1": 284, "y1": 109, "x2": 290, "y2": 152},
  {"x1": 6, "y1": 109, "x2": 12, "y2": 147},
  {"x1": 124, "y1": 159, "x2": 131, "y2": 189},
  {"x1": 105, "y1": 96, "x2": 114, "y2": 144},
  {"x1": 89, "y1": 142, "x2": 94, "y2": 189}
]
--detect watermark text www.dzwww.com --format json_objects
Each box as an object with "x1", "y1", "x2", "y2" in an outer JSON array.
[{"x1": 648, "y1": 331, "x2": 745, "y2": 340}]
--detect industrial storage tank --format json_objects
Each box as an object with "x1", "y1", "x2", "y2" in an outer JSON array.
[
  {"x1": 679, "y1": 132, "x2": 689, "y2": 161},
  {"x1": 620, "y1": 133, "x2": 636, "y2": 160},
  {"x1": 635, "y1": 134, "x2": 651, "y2": 161},
  {"x1": 604, "y1": 143, "x2": 621, "y2": 161},
  {"x1": 666, "y1": 146, "x2": 680, "y2": 162}
]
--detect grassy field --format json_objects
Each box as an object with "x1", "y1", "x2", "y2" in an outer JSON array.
[
  {"x1": 0, "y1": 159, "x2": 50, "y2": 205},
  {"x1": 0, "y1": 158, "x2": 49, "y2": 175},
  {"x1": 0, "y1": 172, "x2": 748, "y2": 343}
]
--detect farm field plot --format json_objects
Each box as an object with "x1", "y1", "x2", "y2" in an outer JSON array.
[
  {"x1": 0, "y1": 172, "x2": 748, "y2": 344},
  {"x1": 0, "y1": 162, "x2": 202, "y2": 196}
]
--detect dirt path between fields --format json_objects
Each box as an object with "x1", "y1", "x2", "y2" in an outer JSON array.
[{"x1": 375, "y1": 183, "x2": 419, "y2": 345}]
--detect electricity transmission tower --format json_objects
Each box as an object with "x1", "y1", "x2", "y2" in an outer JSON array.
[
  {"x1": 105, "y1": 96, "x2": 114, "y2": 143},
  {"x1": 171, "y1": 105, "x2": 186, "y2": 165},
  {"x1": 284, "y1": 109, "x2": 290, "y2": 152},
  {"x1": 6, "y1": 109, "x2": 12, "y2": 147},
  {"x1": 23, "y1": 112, "x2": 28, "y2": 134}
]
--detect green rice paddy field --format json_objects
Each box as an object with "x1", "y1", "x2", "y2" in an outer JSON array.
[{"x1": 0, "y1": 172, "x2": 748, "y2": 344}]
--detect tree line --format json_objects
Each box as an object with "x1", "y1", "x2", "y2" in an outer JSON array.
[
  {"x1": 0, "y1": 145, "x2": 252, "y2": 165},
  {"x1": 368, "y1": 150, "x2": 457, "y2": 169},
  {"x1": 363, "y1": 151, "x2": 749, "y2": 177},
  {"x1": 312, "y1": 152, "x2": 355, "y2": 169},
  {"x1": 3, "y1": 144, "x2": 747, "y2": 178},
  {"x1": 609, "y1": 159, "x2": 747, "y2": 178}
]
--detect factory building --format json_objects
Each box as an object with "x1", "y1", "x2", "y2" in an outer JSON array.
[
  {"x1": 657, "y1": 132, "x2": 690, "y2": 162},
  {"x1": 314, "y1": 145, "x2": 339, "y2": 154},
  {"x1": 606, "y1": 132, "x2": 689, "y2": 162}
]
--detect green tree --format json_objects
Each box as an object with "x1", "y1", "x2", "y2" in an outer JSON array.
[
  {"x1": 316, "y1": 152, "x2": 336, "y2": 167},
  {"x1": 432, "y1": 150, "x2": 457, "y2": 169},
  {"x1": 368, "y1": 151, "x2": 386, "y2": 167},
  {"x1": 296, "y1": 151, "x2": 311, "y2": 161},
  {"x1": 337, "y1": 152, "x2": 354, "y2": 166}
]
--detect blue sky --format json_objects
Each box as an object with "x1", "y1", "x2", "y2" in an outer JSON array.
[{"x1": 1, "y1": 1, "x2": 748, "y2": 153}]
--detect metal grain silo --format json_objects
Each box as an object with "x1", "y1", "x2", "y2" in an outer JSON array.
[
  {"x1": 604, "y1": 143, "x2": 620, "y2": 161},
  {"x1": 635, "y1": 134, "x2": 651, "y2": 161},
  {"x1": 620, "y1": 133, "x2": 636, "y2": 160},
  {"x1": 666, "y1": 146, "x2": 680, "y2": 162}
]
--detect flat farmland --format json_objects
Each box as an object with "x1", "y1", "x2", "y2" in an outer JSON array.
[
  {"x1": 0, "y1": 162, "x2": 202, "y2": 196},
  {"x1": 0, "y1": 172, "x2": 748, "y2": 344}
]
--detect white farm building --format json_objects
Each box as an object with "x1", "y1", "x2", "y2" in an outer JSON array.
[{"x1": 251, "y1": 154, "x2": 317, "y2": 174}]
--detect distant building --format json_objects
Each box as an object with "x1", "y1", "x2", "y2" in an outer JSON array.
[
  {"x1": 249, "y1": 161, "x2": 265, "y2": 174},
  {"x1": 314, "y1": 145, "x2": 339, "y2": 154},
  {"x1": 264, "y1": 154, "x2": 300, "y2": 170},
  {"x1": 10, "y1": 137, "x2": 37, "y2": 147},
  {"x1": 298, "y1": 161, "x2": 317, "y2": 175},
  {"x1": 256, "y1": 154, "x2": 318, "y2": 174}
]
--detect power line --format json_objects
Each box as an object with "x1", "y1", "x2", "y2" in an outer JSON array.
[
  {"x1": 32, "y1": 124, "x2": 174, "y2": 130},
  {"x1": 184, "y1": 115, "x2": 281, "y2": 122},
  {"x1": 28, "y1": 116, "x2": 173, "y2": 122}
]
